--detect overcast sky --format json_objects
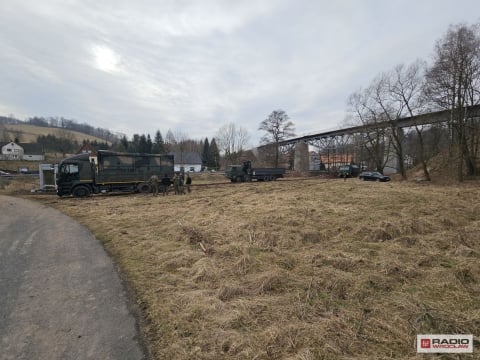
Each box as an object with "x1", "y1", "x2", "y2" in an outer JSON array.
[{"x1": 0, "y1": 1, "x2": 479, "y2": 146}]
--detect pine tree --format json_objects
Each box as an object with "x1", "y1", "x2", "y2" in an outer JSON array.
[
  {"x1": 130, "y1": 134, "x2": 140, "y2": 152},
  {"x1": 146, "y1": 134, "x2": 153, "y2": 153},
  {"x1": 120, "y1": 135, "x2": 129, "y2": 152},
  {"x1": 202, "y1": 137, "x2": 210, "y2": 169},
  {"x1": 139, "y1": 134, "x2": 148, "y2": 153},
  {"x1": 152, "y1": 130, "x2": 165, "y2": 154},
  {"x1": 208, "y1": 138, "x2": 220, "y2": 169}
]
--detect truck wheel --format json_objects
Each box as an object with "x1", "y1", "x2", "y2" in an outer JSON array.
[
  {"x1": 138, "y1": 183, "x2": 151, "y2": 193},
  {"x1": 72, "y1": 185, "x2": 90, "y2": 198},
  {"x1": 235, "y1": 176, "x2": 242, "y2": 183}
]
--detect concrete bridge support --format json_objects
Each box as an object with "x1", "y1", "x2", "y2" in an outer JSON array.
[
  {"x1": 383, "y1": 127, "x2": 404, "y2": 175},
  {"x1": 293, "y1": 142, "x2": 309, "y2": 173}
]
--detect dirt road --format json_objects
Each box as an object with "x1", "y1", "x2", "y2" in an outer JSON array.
[{"x1": 0, "y1": 195, "x2": 145, "y2": 360}]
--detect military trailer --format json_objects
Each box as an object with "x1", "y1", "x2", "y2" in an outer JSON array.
[
  {"x1": 225, "y1": 160, "x2": 286, "y2": 183},
  {"x1": 56, "y1": 150, "x2": 174, "y2": 197}
]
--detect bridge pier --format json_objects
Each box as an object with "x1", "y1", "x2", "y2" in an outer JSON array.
[{"x1": 293, "y1": 142, "x2": 309, "y2": 173}]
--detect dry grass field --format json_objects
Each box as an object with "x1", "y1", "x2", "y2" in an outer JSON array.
[{"x1": 7, "y1": 177, "x2": 480, "y2": 359}]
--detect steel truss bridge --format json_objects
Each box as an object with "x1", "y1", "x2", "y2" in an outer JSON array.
[{"x1": 274, "y1": 105, "x2": 480, "y2": 173}]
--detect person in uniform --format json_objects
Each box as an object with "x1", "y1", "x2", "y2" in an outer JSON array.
[
  {"x1": 186, "y1": 173, "x2": 192, "y2": 193},
  {"x1": 149, "y1": 174, "x2": 159, "y2": 196},
  {"x1": 172, "y1": 174, "x2": 179, "y2": 195},
  {"x1": 178, "y1": 173, "x2": 185, "y2": 195},
  {"x1": 161, "y1": 174, "x2": 170, "y2": 196}
]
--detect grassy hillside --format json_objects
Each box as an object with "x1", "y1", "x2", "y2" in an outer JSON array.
[
  {"x1": 1, "y1": 123, "x2": 109, "y2": 144},
  {"x1": 16, "y1": 178, "x2": 480, "y2": 359}
]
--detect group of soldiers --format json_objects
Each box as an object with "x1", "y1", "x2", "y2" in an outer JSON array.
[{"x1": 148, "y1": 172, "x2": 192, "y2": 196}]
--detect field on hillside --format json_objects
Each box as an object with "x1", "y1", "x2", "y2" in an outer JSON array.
[
  {"x1": 1, "y1": 124, "x2": 108, "y2": 144},
  {"x1": 14, "y1": 179, "x2": 480, "y2": 359}
]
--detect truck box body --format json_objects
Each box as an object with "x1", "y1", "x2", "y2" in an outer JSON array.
[
  {"x1": 57, "y1": 150, "x2": 174, "y2": 197},
  {"x1": 96, "y1": 151, "x2": 173, "y2": 183}
]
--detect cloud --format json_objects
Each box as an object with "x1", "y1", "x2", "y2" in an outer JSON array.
[{"x1": 0, "y1": 0, "x2": 479, "y2": 145}]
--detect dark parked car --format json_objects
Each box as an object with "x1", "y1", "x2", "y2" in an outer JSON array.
[{"x1": 359, "y1": 171, "x2": 391, "y2": 182}]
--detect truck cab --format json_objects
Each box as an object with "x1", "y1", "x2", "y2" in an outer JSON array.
[
  {"x1": 225, "y1": 164, "x2": 250, "y2": 183},
  {"x1": 337, "y1": 164, "x2": 360, "y2": 178},
  {"x1": 224, "y1": 160, "x2": 285, "y2": 182},
  {"x1": 56, "y1": 153, "x2": 94, "y2": 197}
]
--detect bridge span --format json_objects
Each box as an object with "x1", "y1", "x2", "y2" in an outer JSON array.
[{"x1": 271, "y1": 105, "x2": 480, "y2": 174}]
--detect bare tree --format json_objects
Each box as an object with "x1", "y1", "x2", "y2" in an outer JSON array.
[
  {"x1": 164, "y1": 129, "x2": 176, "y2": 153},
  {"x1": 347, "y1": 88, "x2": 391, "y2": 173},
  {"x1": 389, "y1": 61, "x2": 432, "y2": 180},
  {"x1": 348, "y1": 61, "x2": 435, "y2": 179},
  {"x1": 425, "y1": 23, "x2": 480, "y2": 180},
  {"x1": 216, "y1": 123, "x2": 250, "y2": 164},
  {"x1": 173, "y1": 129, "x2": 188, "y2": 166},
  {"x1": 369, "y1": 73, "x2": 409, "y2": 179},
  {"x1": 259, "y1": 110, "x2": 295, "y2": 167}
]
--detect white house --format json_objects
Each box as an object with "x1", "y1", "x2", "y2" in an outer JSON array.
[
  {"x1": 1, "y1": 142, "x2": 24, "y2": 160},
  {"x1": 171, "y1": 152, "x2": 203, "y2": 172},
  {"x1": 0, "y1": 142, "x2": 44, "y2": 161}
]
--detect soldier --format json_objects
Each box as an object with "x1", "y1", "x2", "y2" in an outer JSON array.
[
  {"x1": 149, "y1": 174, "x2": 159, "y2": 196},
  {"x1": 185, "y1": 173, "x2": 192, "y2": 193},
  {"x1": 178, "y1": 173, "x2": 185, "y2": 195},
  {"x1": 161, "y1": 174, "x2": 170, "y2": 196},
  {"x1": 172, "y1": 174, "x2": 179, "y2": 195}
]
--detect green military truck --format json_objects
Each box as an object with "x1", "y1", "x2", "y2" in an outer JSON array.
[
  {"x1": 225, "y1": 160, "x2": 286, "y2": 183},
  {"x1": 337, "y1": 164, "x2": 360, "y2": 178},
  {"x1": 56, "y1": 150, "x2": 174, "y2": 197}
]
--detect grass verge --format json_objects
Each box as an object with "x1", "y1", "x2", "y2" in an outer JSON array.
[{"x1": 23, "y1": 178, "x2": 480, "y2": 359}]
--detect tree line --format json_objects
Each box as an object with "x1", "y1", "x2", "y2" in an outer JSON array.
[
  {"x1": 112, "y1": 130, "x2": 221, "y2": 170},
  {"x1": 37, "y1": 135, "x2": 110, "y2": 155},
  {"x1": 347, "y1": 22, "x2": 480, "y2": 181},
  {"x1": 0, "y1": 115, "x2": 120, "y2": 143},
  {"x1": 36, "y1": 129, "x2": 222, "y2": 170}
]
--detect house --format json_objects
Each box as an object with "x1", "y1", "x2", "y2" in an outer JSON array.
[
  {"x1": 77, "y1": 142, "x2": 96, "y2": 156},
  {"x1": 0, "y1": 142, "x2": 44, "y2": 161},
  {"x1": 21, "y1": 143, "x2": 45, "y2": 161},
  {"x1": 171, "y1": 152, "x2": 203, "y2": 172},
  {"x1": 317, "y1": 153, "x2": 354, "y2": 171},
  {"x1": 1, "y1": 142, "x2": 24, "y2": 160}
]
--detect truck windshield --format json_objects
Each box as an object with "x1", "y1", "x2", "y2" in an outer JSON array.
[{"x1": 60, "y1": 163, "x2": 79, "y2": 175}]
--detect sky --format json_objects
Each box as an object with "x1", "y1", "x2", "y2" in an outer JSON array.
[{"x1": 0, "y1": 0, "x2": 479, "y2": 146}]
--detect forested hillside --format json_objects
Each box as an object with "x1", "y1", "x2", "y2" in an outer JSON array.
[{"x1": 0, "y1": 115, "x2": 118, "y2": 142}]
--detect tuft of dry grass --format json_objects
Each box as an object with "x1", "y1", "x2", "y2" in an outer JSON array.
[{"x1": 16, "y1": 178, "x2": 480, "y2": 359}]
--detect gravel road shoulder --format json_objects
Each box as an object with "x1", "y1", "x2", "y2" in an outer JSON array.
[{"x1": 0, "y1": 195, "x2": 146, "y2": 360}]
